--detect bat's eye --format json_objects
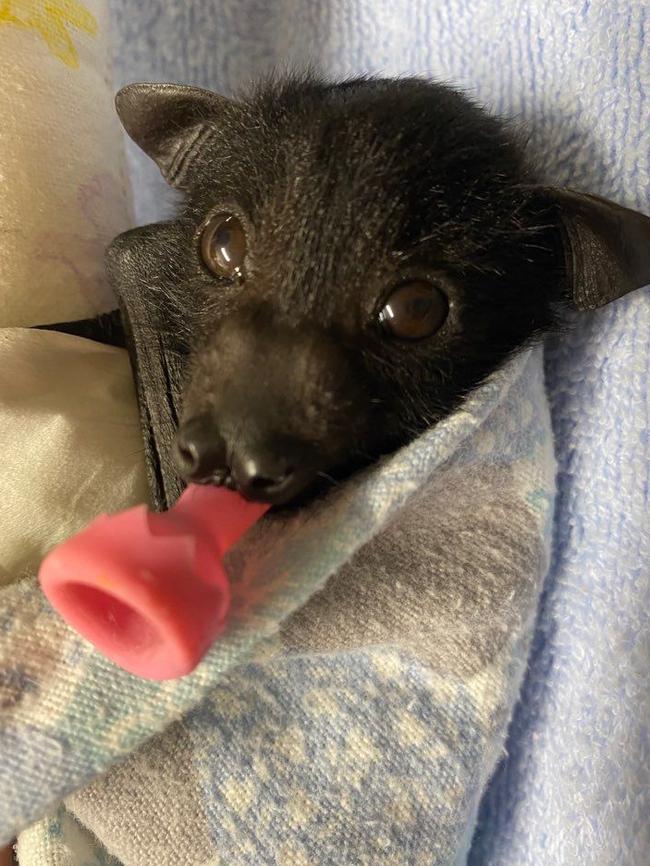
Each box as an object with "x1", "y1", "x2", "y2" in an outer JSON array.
[
  {"x1": 378, "y1": 280, "x2": 448, "y2": 340},
  {"x1": 200, "y1": 213, "x2": 247, "y2": 278}
]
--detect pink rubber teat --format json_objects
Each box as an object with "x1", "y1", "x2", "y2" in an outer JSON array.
[{"x1": 38, "y1": 485, "x2": 268, "y2": 680}]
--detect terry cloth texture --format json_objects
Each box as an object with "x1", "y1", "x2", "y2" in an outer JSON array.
[{"x1": 102, "y1": 2, "x2": 648, "y2": 864}]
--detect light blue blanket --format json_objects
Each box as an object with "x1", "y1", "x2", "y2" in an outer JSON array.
[{"x1": 108, "y1": 1, "x2": 649, "y2": 863}]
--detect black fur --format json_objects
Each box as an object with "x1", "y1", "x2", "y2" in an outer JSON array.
[{"x1": 109, "y1": 72, "x2": 650, "y2": 504}]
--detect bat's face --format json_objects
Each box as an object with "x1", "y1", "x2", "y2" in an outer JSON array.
[{"x1": 112, "y1": 75, "x2": 650, "y2": 505}]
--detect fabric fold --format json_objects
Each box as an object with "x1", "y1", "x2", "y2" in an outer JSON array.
[
  {"x1": 2, "y1": 348, "x2": 553, "y2": 854},
  {"x1": 62, "y1": 348, "x2": 556, "y2": 865}
]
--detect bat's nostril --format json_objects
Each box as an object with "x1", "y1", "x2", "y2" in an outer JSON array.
[
  {"x1": 234, "y1": 458, "x2": 293, "y2": 494},
  {"x1": 230, "y1": 449, "x2": 306, "y2": 504},
  {"x1": 176, "y1": 441, "x2": 200, "y2": 474},
  {"x1": 174, "y1": 417, "x2": 227, "y2": 483}
]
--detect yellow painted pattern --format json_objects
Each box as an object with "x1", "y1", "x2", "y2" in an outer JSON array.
[{"x1": 0, "y1": 0, "x2": 97, "y2": 68}]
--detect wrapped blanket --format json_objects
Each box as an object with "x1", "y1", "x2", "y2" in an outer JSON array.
[{"x1": 11, "y1": 347, "x2": 555, "y2": 865}]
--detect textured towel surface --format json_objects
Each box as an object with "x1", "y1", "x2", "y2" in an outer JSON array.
[{"x1": 106, "y1": 3, "x2": 648, "y2": 863}]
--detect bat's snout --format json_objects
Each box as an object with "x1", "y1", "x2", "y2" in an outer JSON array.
[{"x1": 174, "y1": 415, "x2": 320, "y2": 505}]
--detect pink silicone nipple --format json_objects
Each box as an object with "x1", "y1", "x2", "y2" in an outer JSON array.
[{"x1": 39, "y1": 485, "x2": 267, "y2": 679}]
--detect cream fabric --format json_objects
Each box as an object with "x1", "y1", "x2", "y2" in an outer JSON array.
[
  {"x1": 0, "y1": 0, "x2": 145, "y2": 594},
  {"x1": 0, "y1": 0, "x2": 132, "y2": 327},
  {"x1": 0, "y1": 328, "x2": 148, "y2": 587}
]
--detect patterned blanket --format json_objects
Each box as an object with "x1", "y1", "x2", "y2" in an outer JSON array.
[{"x1": 10, "y1": 346, "x2": 555, "y2": 864}]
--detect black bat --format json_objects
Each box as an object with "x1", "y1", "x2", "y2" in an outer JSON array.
[{"x1": 102, "y1": 72, "x2": 650, "y2": 509}]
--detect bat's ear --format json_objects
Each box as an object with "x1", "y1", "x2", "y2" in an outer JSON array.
[
  {"x1": 115, "y1": 83, "x2": 234, "y2": 189},
  {"x1": 540, "y1": 187, "x2": 650, "y2": 311}
]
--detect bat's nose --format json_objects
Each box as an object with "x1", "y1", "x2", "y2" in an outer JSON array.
[
  {"x1": 174, "y1": 416, "x2": 227, "y2": 484},
  {"x1": 174, "y1": 417, "x2": 318, "y2": 505},
  {"x1": 230, "y1": 448, "x2": 297, "y2": 503}
]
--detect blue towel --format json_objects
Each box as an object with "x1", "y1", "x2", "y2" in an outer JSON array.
[{"x1": 108, "y1": 2, "x2": 650, "y2": 862}]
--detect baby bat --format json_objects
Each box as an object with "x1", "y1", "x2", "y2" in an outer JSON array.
[{"x1": 108, "y1": 72, "x2": 650, "y2": 506}]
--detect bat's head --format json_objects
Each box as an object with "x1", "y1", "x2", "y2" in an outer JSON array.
[{"x1": 111, "y1": 73, "x2": 650, "y2": 505}]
